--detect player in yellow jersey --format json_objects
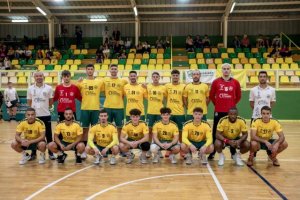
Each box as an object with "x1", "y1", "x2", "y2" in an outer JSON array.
[
  {"x1": 150, "y1": 107, "x2": 180, "y2": 164},
  {"x1": 86, "y1": 109, "x2": 119, "y2": 165},
  {"x1": 11, "y1": 108, "x2": 46, "y2": 165},
  {"x1": 119, "y1": 109, "x2": 150, "y2": 164},
  {"x1": 165, "y1": 69, "x2": 186, "y2": 131},
  {"x1": 215, "y1": 107, "x2": 250, "y2": 166},
  {"x1": 124, "y1": 71, "x2": 147, "y2": 121},
  {"x1": 77, "y1": 64, "x2": 103, "y2": 159},
  {"x1": 103, "y1": 64, "x2": 128, "y2": 136},
  {"x1": 247, "y1": 106, "x2": 288, "y2": 167},
  {"x1": 183, "y1": 70, "x2": 209, "y2": 121},
  {"x1": 181, "y1": 107, "x2": 214, "y2": 165},
  {"x1": 48, "y1": 108, "x2": 85, "y2": 164}
]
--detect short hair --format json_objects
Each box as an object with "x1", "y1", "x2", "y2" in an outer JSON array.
[
  {"x1": 129, "y1": 70, "x2": 137, "y2": 75},
  {"x1": 171, "y1": 69, "x2": 180, "y2": 75},
  {"x1": 160, "y1": 107, "x2": 172, "y2": 114},
  {"x1": 192, "y1": 70, "x2": 200, "y2": 75},
  {"x1": 86, "y1": 64, "x2": 94, "y2": 69},
  {"x1": 221, "y1": 63, "x2": 231, "y2": 69},
  {"x1": 229, "y1": 107, "x2": 238, "y2": 113},
  {"x1": 129, "y1": 108, "x2": 141, "y2": 116},
  {"x1": 26, "y1": 107, "x2": 36, "y2": 112},
  {"x1": 152, "y1": 72, "x2": 160, "y2": 76},
  {"x1": 110, "y1": 64, "x2": 118, "y2": 68},
  {"x1": 64, "y1": 107, "x2": 73, "y2": 112},
  {"x1": 261, "y1": 106, "x2": 271, "y2": 112},
  {"x1": 34, "y1": 71, "x2": 44, "y2": 77},
  {"x1": 258, "y1": 71, "x2": 268, "y2": 77},
  {"x1": 61, "y1": 70, "x2": 71, "y2": 77},
  {"x1": 99, "y1": 108, "x2": 108, "y2": 114},
  {"x1": 193, "y1": 107, "x2": 203, "y2": 113}
]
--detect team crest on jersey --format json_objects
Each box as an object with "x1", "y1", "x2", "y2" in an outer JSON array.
[
  {"x1": 229, "y1": 86, "x2": 233, "y2": 91},
  {"x1": 43, "y1": 92, "x2": 47, "y2": 97},
  {"x1": 70, "y1": 92, "x2": 74, "y2": 96},
  {"x1": 59, "y1": 90, "x2": 64, "y2": 96},
  {"x1": 267, "y1": 94, "x2": 270, "y2": 98},
  {"x1": 219, "y1": 84, "x2": 224, "y2": 91}
]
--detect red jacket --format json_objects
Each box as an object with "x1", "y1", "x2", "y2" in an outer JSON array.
[
  {"x1": 209, "y1": 77, "x2": 241, "y2": 112},
  {"x1": 53, "y1": 84, "x2": 82, "y2": 112}
]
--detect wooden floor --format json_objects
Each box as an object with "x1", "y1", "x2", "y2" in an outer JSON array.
[{"x1": 0, "y1": 120, "x2": 299, "y2": 200}]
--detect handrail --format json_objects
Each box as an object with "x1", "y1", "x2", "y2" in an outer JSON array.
[{"x1": 280, "y1": 32, "x2": 300, "y2": 50}]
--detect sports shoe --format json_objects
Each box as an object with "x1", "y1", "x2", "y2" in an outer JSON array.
[
  {"x1": 158, "y1": 150, "x2": 163, "y2": 158},
  {"x1": 232, "y1": 154, "x2": 237, "y2": 162},
  {"x1": 247, "y1": 153, "x2": 254, "y2": 166},
  {"x1": 38, "y1": 153, "x2": 46, "y2": 164},
  {"x1": 57, "y1": 153, "x2": 67, "y2": 164},
  {"x1": 19, "y1": 153, "x2": 31, "y2": 165},
  {"x1": 126, "y1": 152, "x2": 135, "y2": 164},
  {"x1": 49, "y1": 152, "x2": 56, "y2": 160},
  {"x1": 200, "y1": 153, "x2": 208, "y2": 165},
  {"x1": 268, "y1": 153, "x2": 280, "y2": 166},
  {"x1": 29, "y1": 153, "x2": 37, "y2": 161},
  {"x1": 185, "y1": 153, "x2": 192, "y2": 165},
  {"x1": 169, "y1": 154, "x2": 177, "y2": 164},
  {"x1": 165, "y1": 151, "x2": 171, "y2": 158},
  {"x1": 208, "y1": 153, "x2": 215, "y2": 160},
  {"x1": 146, "y1": 151, "x2": 152, "y2": 158},
  {"x1": 139, "y1": 154, "x2": 148, "y2": 164},
  {"x1": 81, "y1": 151, "x2": 87, "y2": 160},
  {"x1": 152, "y1": 154, "x2": 159, "y2": 163},
  {"x1": 76, "y1": 155, "x2": 82, "y2": 164},
  {"x1": 218, "y1": 153, "x2": 225, "y2": 166},
  {"x1": 110, "y1": 156, "x2": 117, "y2": 165},
  {"x1": 235, "y1": 153, "x2": 244, "y2": 166},
  {"x1": 94, "y1": 154, "x2": 102, "y2": 165}
]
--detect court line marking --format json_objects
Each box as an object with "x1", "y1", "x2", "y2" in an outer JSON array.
[
  {"x1": 207, "y1": 163, "x2": 229, "y2": 200},
  {"x1": 254, "y1": 158, "x2": 300, "y2": 162},
  {"x1": 24, "y1": 165, "x2": 94, "y2": 200},
  {"x1": 246, "y1": 163, "x2": 288, "y2": 200},
  {"x1": 85, "y1": 173, "x2": 211, "y2": 200}
]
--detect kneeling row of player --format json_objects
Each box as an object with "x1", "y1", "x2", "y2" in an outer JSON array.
[{"x1": 11, "y1": 106, "x2": 288, "y2": 167}]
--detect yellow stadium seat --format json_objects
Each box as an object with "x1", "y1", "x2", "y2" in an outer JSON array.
[
  {"x1": 147, "y1": 65, "x2": 155, "y2": 70},
  {"x1": 189, "y1": 59, "x2": 197, "y2": 65},
  {"x1": 214, "y1": 58, "x2": 222, "y2": 65},
  {"x1": 53, "y1": 77, "x2": 58, "y2": 84},
  {"x1": 103, "y1": 59, "x2": 111, "y2": 65},
  {"x1": 74, "y1": 59, "x2": 81, "y2": 65},
  {"x1": 221, "y1": 53, "x2": 228, "y2": 59},
  {"x1": 43, "y1": 59, "x2": 50, "y2": 65},
  {"x1": 12, "y1": 59, "x2": 19, "y2": 65},
  {"x1": 163, "y1": 64, "x2": 171, "y2": 70},
  {"x1": 126, "y1": 59, "x2": 134, "y2": 65},
  {"x1": 125, "y1": 64, "x2": 132, "y2": 70},
  {"x1": 66, "y1": 59, "x2": 73, "y2": 65},
  {"x1": 253, "y1": 64, "x2": 261, "y2": 69},
  {"x1": 235, "y1": 64, "x2": 243, "y2": 69},
  {"x1": 28, "y1": 45, "x2": 34, "y2": 50},
  {"x1": 244, "y1": 64, "x2": 252, "y2": 70},
  {"x1": 157, "y1": 59, "x2": 164, "y2": 65},
  {"x1": 162, "y1": 71, "x2": 171, "y2": 77},
  {"x1": 70, "y1": 65, "x2": 78, "y2": 71},
  {"x1": 158, "y1": 49, "x2": 164, "y2": 54},
  {"x1": 249, "y1": 58, "x2": 257, "y2": 64},
  {"x1": 70, "y1": 45, "x2": 77, "y2": 50},
  {"x1": 16, "y1": 72, "x2": 24, "y2": 77},
  {"x1": 280, "y1": 76, "x2": 289, "y2": 83},
  {"x1": 276, "y1": 58, "x2": 284, "y2": 64},
  {"x1": 35, "y1": 60, "x2": 42, "y2": 65},
  {"x1": 38, "y1": 65, "x2": 45, "y2": 71},
  {"x1": 196, "y1": 53, "x2": 204, "y2": 59},
  {"x1": 73, "y1": 49, "x2": 80, "y2": 55},
  {"x1": 262, "y1": 64, "x2": 271, "y2": 70},
  {"x1": 295, "y1": 71, "x2": 300, "y2": 76},
  {"x1": 197, "y1": 58, "x2": 205, "y2": 64},
  {"x1": 278, "y1": 71, "x2": 285, "y2": 76},
  {"x1": 139, "y1": 71, "x2": 148, "y2": 77},
  {"x1": 211, "y1": 48, "x2": 218, "y2": 53},
  {"x1": 18, "y1": 77, "x2": 27, "y2": 84},
  {"x1": 54, "y1": 65, "x2": 62, "y2": 70},
  {"x1": 290, "y1": 63, "x2": 299, "y2": 70},
  {"x1": 1, "y1": 76, "x2": 9, "y2": 84},
  {"x1": 98, "y1": 71, "x2": 106, "y2": 77},
  {"x1": 164, "y1": 59, "x2": 171, "y2": 64},
  {"x1": 217, "y1": 64, "x2": 223, "y2": 69},
  {"x1": 267, "y1": 71, "x2": 275, "y2": 76},
  {"x1": 227, "y1": 48, "x2": 234, "y2": 53},
  {"x1": 231, "y1": 58, "x2": 240, "y2": 64},
  {"x1": 142, "y1": 53, "x2": 149, "y2": 59},
  {"x1": 118, "y1": 65, "x2": 124, "y2": 70},
  {"x1": 203, "y1": 48, "x2": 210, "y2": 53},
  {"x1": 151, "y1": 49, "x2": 157, "y2": 54},
  {"x1": 269, "y1": 76, "x2": 276, "y2": 83},
  {"x1": 51, "y1": 59, "x2": 58, "y2": 65},
  {"x1": 208, "y1": 63, "x2": 216, "y2": 69},
  {"x1": 140, "y1": 65, "x2": 147, "y2": 70},
  {"x1": 129, "y1": 48, "x2": 136, "y2": 53},
  {"x1": 101, "y1": 64, "x2": 109, "y2": 70},
  {"x1": 157, "y1": 54, "x2": 163, "y2": 59},
  {"x1": 285, "y1": 57, "x2": 293, "y2": 64},
  {"x1": 135, "y1": 54, "x2": 142, "y2": 59},
  {"x1": 205, "y1": 59, "x2": 214, "y2": 64},
  {"x1": 7, "y1": 72, "x2": 15, "y2": 77},
  {"x1": 161, "y1": 77, "x2": 171, "y2": 83},
  {"x1": 138, "y1": 77, "x2": 146, "y2": 83},
  {"x1": 111, "y1": 59, "x2": 118, "y2": 64},
  {"x1": 45, "y1": 77, "x2": 53, "y2": 84},
  {"x1": 9, "y1": 77, "x2": 17, "y2": 84},
  {"x1": 49, "y1": 72, "x2": 57, "y2": 77},
  {"x1": 81, "y1": 49, "x2": 88, "y2": 55},
  {"x1": 285, "y1": 70, "x2": 294, "y2": 76},
  {"x1": 94, "y1": 64, "x2": 101, "y2": 71},
  {"x1": 190, "y1": 64, "x2": 198, "y2": 69},
  {"x1": 291, "y1": 75, "x2": 300, "y2": 83},
  {"x1": 123, "y1": 71, "x2": 129, "y2": 77},
  {"x1": 149, "y1": 59, "x2": 156, "y2": 65},
  {"x1": 62, "y1": 65, "x2": 69, "y2": 70},
  {"x1": 240, "y1": 58, "x2": 249, "y2": 64},
  {"x1": 281, "y1": 63, "x2": 289, "y2": 70},
  {"x1": 263, "y1": 52, "x2": 269, "y2": 58},
  {"x1": 133, "y1": 59, "x2": 141, "y2": 64},
  {"x1": 156, "y1": 64, "x2": 163, "y2": 70},
  {"x1": 128, "y1": 53, "x2": 135, "y2": 59},
  {"x1": 251, "y1": 48, "x2": 258, "y2": 53},
  {"x1": 267, "y1": 58, "x2": 275, "y2": 64},
  {"x1": 250, "y1": 76, "x2": 259, "y2": 84},
  {"x1": 271, "y1": 63, "x2": 280, "y2": 69},
  {"x1": 238, "y1": 53, "x2": 245, "y2": 59}
]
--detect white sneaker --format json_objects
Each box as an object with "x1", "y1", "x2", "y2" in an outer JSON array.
[
  {"x1": 38, "y1": 153, "x2": 46, "y2": 164},
  {"x1": 185, "y1": 153, "x2": 192, "y2": 165},
  {"x1": 200, "y1": 154, "x2": 208, "y2": 165},
  {"x1": 152, "y1": 154, "x2": 159, "y2": 163},
  {"x1": 94, "y1": 154, "x2": 102, "y2": 165},
  {"x1": 81, "y1": 151, "x2": 87, "y2": 159},
  {"x1": 232, "y1": 154, "x2": 237, "y2": 162},
  {"x1": 19, "y1": 153, "x2": 31, "y2": 165},
  {"x1": 139, "y1": 154, "x2": 148, "y2": 164},
  {"x1": 110, "y1": 156, "x2": 117, "y2": 165},
  {"x1": 146, "y1": 151, "x2": 152, "y2": 158},
  {"x1": 235, "y1": 153, "x2": 244, "y2": 166},
  {"x1": 169, "y1": 154, "x2": 177, "y2": 164},
  {"x1": 158, "y1": 150, "x2": 163, "y2": 158},
  {"x1": 126, "y1": 152, "x2": 135, "y2": 164},
  {"x1": 218, "y1": 153, "x2": 225, "y2": 166}
]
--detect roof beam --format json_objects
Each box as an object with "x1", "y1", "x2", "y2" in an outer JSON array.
[
  {"x1": 238, "y1": 1, "x2": 300, "y2": 6},
  {"x1": 137, "y1": 3, "x2": 226, "y2": 8},
  {"x1": 0, "y1": 6, "x2": 35, "y2": 9},
  {"x1": 223, "y1": 0, "x2": 235, "y2": 18},
  {"x1": 31, "y1": 0, "x2": 52, "y2": 19},
  {"x1": 235, "y1": 8, "x2": 300, "y2": 13},
  {"x1": 47, "y1": 5, "x2": 132, "y2": 9},
  {"x1": 140, "y1": 10, "x2": 224, "y2": 15}
]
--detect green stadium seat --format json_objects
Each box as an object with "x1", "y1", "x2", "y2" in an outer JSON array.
[
  {"x1": 164, "y1": 53, "x2": 171, "y2": 59},
  {"x1": 195, "y1": 48, "x2": 203, "y2": 53},
  {"x1": 243, "y1": 48, "x2": 250, "y2": 53},
  {"x1": 188, "y1": 52, "x2": 195, "y2": 59},
  {"x1": 229, "y1": 53, "x2": 237, "y2": 58},
  {"x1": 27, "y1": 59, "x2": 35, "y2": 65},
  {"x1": 132, "y1": 64, "x2": 140, "y2": 70},
  {"x1": 204, "y1": 53, "x2": 212, "y2": 59},
  {"x1": 259, "y1": 47, "x2": 266, "y2": 53},
  {"x1": 198, "y1": 64, "x2": 208, "y2": 69},
  {"x1": 45, "y1": 64, "x2": 54, "y2": 70},
  {"x1": 235, "y1": 48, "x2": 242, "y2": 53},
  {"x1": 219, "y1": 48, "x2": 227, "y2": 53},
  {"x1": 118, "y1": 59, "x2": 126, "y2": 65},
  {"x1": 150, "y1": 53, "x2": 157, "y2": 59},
  {"x1": 245, "y1": 53, "x2": 253, "y2": 58},
  {"x1": 19, "y1": 60, "x2": 27, "y2": 65},
  {"x1": 222, "y1": 58, "x2": 231, "y2": 63},
  {"x1": 58, "y1": 59, "x2": 66, "y2": 65},
  {"x1": 258, "y1": 57, "x2": 266, "y2": 64}
]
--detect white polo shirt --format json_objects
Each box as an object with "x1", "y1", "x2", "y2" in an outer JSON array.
[
  {"x1": 4, "y1": 88, "x2": 18, "y2": 102},
  {"x1": 27, "y1": 84, "x2": 53, "y2": 117},
  {"x1": 249, "y1": 85, "x2": 276, "y2": 119}
]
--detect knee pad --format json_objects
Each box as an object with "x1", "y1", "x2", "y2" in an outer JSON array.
[{"x1": 140, "y1": 142, "x2": 150, "y2": 151}]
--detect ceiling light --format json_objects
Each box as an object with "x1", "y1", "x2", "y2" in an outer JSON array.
[
  {"x1": 230, "y1": 2, "x2": 236, "y2": 13},
  {"x1": 133, "y1": 6, "x2": 138, "y2": 16},
  {"x1": 90, "y1": 18, "x2": 107, "y2": 22},
  {"x1": 12, "y1": 19, "x2": 28, "y2": 23},
  {"x1": 36, "y1": 7, "x2": 47, "y2": 16}
]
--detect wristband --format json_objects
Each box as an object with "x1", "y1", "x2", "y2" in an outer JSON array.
[{"x1": 223, "y1": 138, "x2": 229, "y2": 144}]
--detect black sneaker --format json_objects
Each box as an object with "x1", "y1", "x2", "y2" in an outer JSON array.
[
  {"x1": 208, "y1": 153, "x2": 215, "y2": 160},
  {"x1": 57, "y1": 153, "x2": 67, "y2": 164},
  {"x1": 29, "y1": 154, "x2": 37, "y2": 161},
  {"x1": 76, "y1": 155, "x2": 82, "y2": 164},
  {"x1": 49, "y1": 152, "x2": 56, "y2": 160}
]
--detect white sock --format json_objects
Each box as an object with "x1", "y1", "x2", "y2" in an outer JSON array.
[{"x1": 57, "y1": 151, "x2": 63, "y2": 156}]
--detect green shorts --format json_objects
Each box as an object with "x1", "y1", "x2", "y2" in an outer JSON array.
[
  {"x1": 57, "y1": 140, "x2": 77, "y2": 151},
  {"x1": 186, "y1": 114, "x2": 207, "y2": 121},
  {"x1": 190, "y1": 141, "x2": 206, "y2": 150},
  {"x1": 155, "y1": 140, "x2": 179, "y2": 151},
  {"x1": 170, "y1": 115, "x2": 185, "y2": 130},
  {"x1": 94, "y1": 143, "x2": 112, "y2": 155},
  {"x1": 260, "y1": 139, "x2": 276, "y2": 150},
  {"x1": 105, "y1": 108, "x2": 124, "y2": 128},
  {"x1": 80, "y1": 110, "x2": 100, "y2": 128},
  {"x1": 147, "y1": 114, "x2": 161, "y2": 127},
  {"x1": 125, "y1": 115, "x2": 145, "y2": 122}
]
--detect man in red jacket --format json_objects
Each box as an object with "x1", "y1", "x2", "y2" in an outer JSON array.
[
  {"x1": 54, "y1": 70, "x2": 82, "y2": 121},
  {"x1": 209, "y1": 63, "x2": 241, "y2": 159}
]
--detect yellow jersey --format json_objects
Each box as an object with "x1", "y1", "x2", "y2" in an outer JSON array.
[
  {"x1": 122, "y1": 120, "x2": 149, "y2": 141},
  {"x1": 77, "y1": 79, "x2": 103, "y2": 110},
  {"x1": 182, "y1": 120, "x2": 212, "y2": 146},
  {"x1": 124, "y1": 84, "x2": 147, "y2": 116},
  {"x1": 54, "y1": 121, "x2": 83, "y2": 143},
  {"x1": 147, "y1": 84, "x2": 167, "y2": 115},
  {"x1": 152, "y1": 120, "x2": 179, "y2": 141},
  {"x1": 88, "y1": 123, "x2": 118, "y2": 148},
  {"x1": 251, "y1": 118, "x2": 282, "y2": 140},
  {"x1": 217, "y1": 116, "x2": 248, "y2": 139},
  {"x1": 183, "y1": 83, "x2": 209, "y2": 115},
  {"x1": 103, "y1": 77, "x2": 128, "y2": 109},
  {"x1": 16, "y1": 118, "x2": 45, "y2": 140},
  {"x1": 165, "y1": 83, "x2": 185, "y2": 115}
]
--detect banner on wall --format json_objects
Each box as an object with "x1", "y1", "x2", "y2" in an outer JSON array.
[
  {"x1": 185, "y1": 69, "x2": 216, "y2": 83},
  {"x1": 216, "y1": 69, "x2": 247, "y2": 86}
]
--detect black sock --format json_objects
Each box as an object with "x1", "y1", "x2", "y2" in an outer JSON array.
[
  {"x1": 31, "y1": 150, "x2": 37, "y2": 156},
  {"x1": 230, "y1": 147, "x2": 237, "y2": 156}
]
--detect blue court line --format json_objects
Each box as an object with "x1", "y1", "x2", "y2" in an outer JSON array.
[{"x1": 246, "y1": 164, "x2": 288, "y2": 200}]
